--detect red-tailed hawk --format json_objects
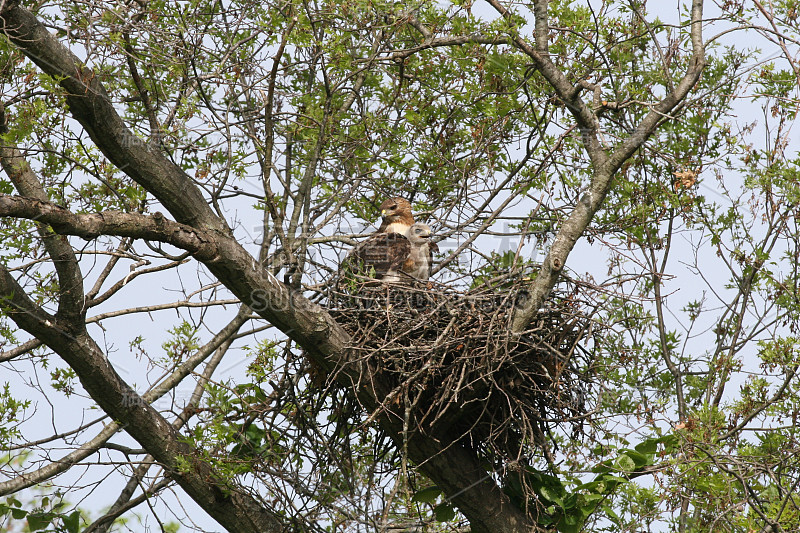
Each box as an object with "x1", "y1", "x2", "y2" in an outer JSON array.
[
  {"x1": 398, "y1": 223, "x2": 437, "y2": 281},
  {"x1": 344, "y1": 222, "x2": 437, "y2": 284},
  {"x1": 340, "y1": 199, "x2": 437, "y2": 284},
  {"x1": 377, "y1": 197, "x2": 414, "y2": 234}
]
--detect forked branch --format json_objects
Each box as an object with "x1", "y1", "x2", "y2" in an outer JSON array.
[{"x1": 507, "y1": 0, "x2": 707, "y2": 332}]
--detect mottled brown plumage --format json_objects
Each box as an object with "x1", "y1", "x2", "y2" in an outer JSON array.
[
  {"x1": 347, "y1": 232, "x2": 411, "y2": 281},
  {"x1": 340, "y1": 198, "x2": 438, "y2": 283}
]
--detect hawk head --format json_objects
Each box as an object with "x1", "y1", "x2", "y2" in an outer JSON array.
[
  {"x1": 406, "y1": 223, "x2": 432, "y2": 245},
  {"x1": 378, "y1": 197, "x2": 414, "y2": 233}
]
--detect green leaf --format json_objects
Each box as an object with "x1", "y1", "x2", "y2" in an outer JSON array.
[
  {"x1": 578, "y1": 480, "x2": 601, "y2": 493},
  {"x1": 10, "y1": 507, "x2": 27, "y2": 520},
  {"x1": 622, "y1": 449, "x2": 651, "y2": 468},
  {"x1": 412, "y1": 486, "x2": 442, "y2": 504},
  {"x1": 582, "y1": 493, "x2": 605, "y2": 505},
  {"x1": 634, "y1": 438, "x2": 658, "y2": 455},
  {"x1": 602, "y1": 503, "x2": 621, "y2": 524},
  {"x1": 433, "y1": 503, "x2": 456, "y2": 522},
  {"x1": 599, "y1": 474, "x2": 627, "y2": 486},
  {"x1": 557, "y1": 519, "x2": 581, "y2": 533},
  {"x1": 63, "y1": 510, "x2": 80, "y2": 533},
  {"x1": 591, "y1": 463, "x2": 612, "y2": 475},
  {"x1": 615, "y1": 454, "x2": 636, "y2": 472},
  {"x1": 539, "y1": 485, "x2": 565, "y2": 507},
  {"x1": 27, "y1": 512, "x2": 54, "y2": 531}
]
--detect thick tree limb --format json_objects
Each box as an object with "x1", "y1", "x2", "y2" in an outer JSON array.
[
  {"x1": 0, "y1": 4, "x2": 539, "y2": 530},
  {"x1": 0, "y1": 308, "x2": 249, "y2": 497},
  {"x1": 0, "y1": 266, "x2": 289, "y2": 532},
  {"x1": 0, "y1": 195, "x2": 218, "y2": 258},
  {"x1": 0, "y1": 337, "x2": 42, "y2": 362},
  {"x1": 0, "y1": 104, "x2": 85, "y2": 322},
  {"x1": 382, "y1": 33, "x2": 510, "y2": 61}
]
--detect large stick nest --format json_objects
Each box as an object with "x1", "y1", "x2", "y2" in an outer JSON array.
[{"x1": 323, "y1": 279, "x2": 596, "y2": 465}]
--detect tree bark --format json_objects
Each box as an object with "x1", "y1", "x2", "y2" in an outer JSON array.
[
  {"x1": 0, "y1": 3, "x2": 540, "y2": 531},
  {"x1": 0, "y1": 266, "x2": 289, "y2": 532}
]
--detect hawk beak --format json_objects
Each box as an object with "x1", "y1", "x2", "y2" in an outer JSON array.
[{"x1": 381, "y1": 209, "x2": 386, "y2": 216}]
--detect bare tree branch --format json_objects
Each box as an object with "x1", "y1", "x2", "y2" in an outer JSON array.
[{"x1": 507, "y1": 0, "x2": 707, "y2": 332}]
